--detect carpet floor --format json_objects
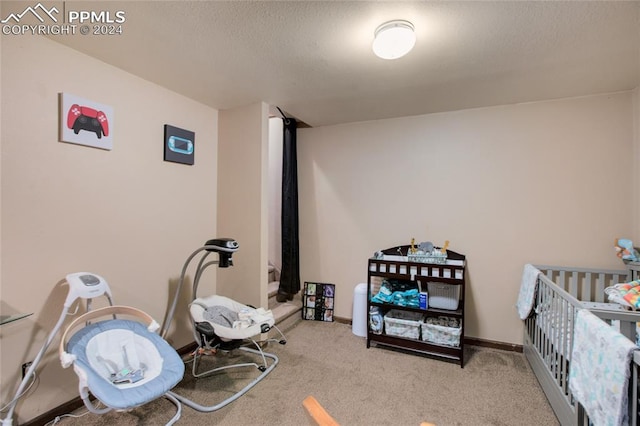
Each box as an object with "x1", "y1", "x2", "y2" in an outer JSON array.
[{"x1": 55, "y1": 320, "x2": 558, "y2": 426}]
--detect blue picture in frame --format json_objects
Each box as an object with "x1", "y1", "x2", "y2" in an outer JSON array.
[{"x1": 164, "y1": 124, "x2": 194, "y2": 165}]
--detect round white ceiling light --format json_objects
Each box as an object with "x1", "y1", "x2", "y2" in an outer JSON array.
[{"x1": 372, "y1": 20, "x2": 416, "y2": 60}]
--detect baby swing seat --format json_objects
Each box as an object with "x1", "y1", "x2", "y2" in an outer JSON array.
[
  {"x1": 190, "y1": 294, "x2": 274, "y2": 345},
  {"x1": 59, "y1": 306, "x2": 185, "y2": 421},
  {"x1": 160, "y1": 238, "x2": 286, "y2": 413},
  {"x1": 1, "y1": 273, "x2": 185, "y2": 426},
  {"x1": 189, "y1": 294, "x2": 282, "y2": 376}
]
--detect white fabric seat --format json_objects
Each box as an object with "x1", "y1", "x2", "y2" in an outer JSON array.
[
  {"x1": 66, "y1": 318, "x2": 184, "y2": 410},
  {"x1": 156, "y1": 239, "x2": 286, "y2": 414},
  {"x1": 189, "y1": 294, "x2": 274, "y2": 341},
  {"x1": 58, "y1": 305, "x2": 185, "y2": 425}
]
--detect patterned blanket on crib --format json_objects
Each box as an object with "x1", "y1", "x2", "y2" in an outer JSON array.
[
  {"x1": 569, "y1": 309, "x2": 636, "y2": 426},
  {"x1": 516, "y1": 264, "x2": 540, "y2": 320},
  {"x1": 606, "y1": 280, "x2": 640, "y2": 309}
]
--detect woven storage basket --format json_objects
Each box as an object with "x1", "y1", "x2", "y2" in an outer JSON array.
[
  {"x1": 383, "y1": 309, "x2": 423, "y2": 340},
  {"x1": 421, "y1": 316, "x2": 462, "y2": 347},
  {"x1": 427, "y1": 282, "x2": 460, "y2": 310}
]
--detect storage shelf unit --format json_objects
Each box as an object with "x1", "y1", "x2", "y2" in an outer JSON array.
[{"x1": 366, "y1": 245, "x2": 466, "y2": 367}]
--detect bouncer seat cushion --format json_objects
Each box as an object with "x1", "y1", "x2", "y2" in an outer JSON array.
[
  {"x1": 190, "y1": 295, "x2": 274, "y2": 341},
  {"x1": 67, "y1": 319, "x2": 184, "y2": 410}
]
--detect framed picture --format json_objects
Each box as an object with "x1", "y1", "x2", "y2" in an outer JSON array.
[
  {"x1": 59, "y1": 93, "x2": 113, "y2": 150},
  {"x1": 302, "y1": 282, "x2": 335, "y2": 322},
  {"x1": 164, "y1": 124, "x2": 195, "y2": 165}
]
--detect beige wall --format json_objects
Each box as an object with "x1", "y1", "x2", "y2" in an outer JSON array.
[
  {"x1": 217, "y1": 103, "x2": 269, "y2": 308},
  {"x1": 0, "y1": 35, "x2": 218, "y2": 423},
  {"x1": 297, "y1": 92, "x2": 634, "y2": 345}
]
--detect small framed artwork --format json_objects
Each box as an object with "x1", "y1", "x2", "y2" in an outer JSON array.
[
  {"x1": 59, "y1": 93, "x2": 113, "y2": 150},
  {"x1": 164, "y1": 124, "x2": 195, "y2": 165},
  {"x1": 302, "y1": 282, "x2": 335, "y2": 322}
]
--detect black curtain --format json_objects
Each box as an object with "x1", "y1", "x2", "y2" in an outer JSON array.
[{"x1": 278, "y1": 116, "x2": 301, "y2": 298}]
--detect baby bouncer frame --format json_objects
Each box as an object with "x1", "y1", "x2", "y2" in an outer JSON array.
[{"x1": 160, "y1": 238, "x2": 286, "y2": 413}]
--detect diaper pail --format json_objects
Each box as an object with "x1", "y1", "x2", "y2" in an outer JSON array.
[{"x1": 352, "y1": 283, "x2": 368, "y2": 337}]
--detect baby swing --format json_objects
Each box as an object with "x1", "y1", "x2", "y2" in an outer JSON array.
[
  {"x1": 1, "y1": 273, "x2": 185, "y2": 426},
  {"x1": 161, "y1": 238, "x2": 286, "y2": 412}
]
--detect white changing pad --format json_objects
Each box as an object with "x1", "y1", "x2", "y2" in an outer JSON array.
[{"x1": 190, "y1": 295, "x2": 274, "y2": 341}]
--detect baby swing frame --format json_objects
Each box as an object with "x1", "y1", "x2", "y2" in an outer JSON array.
[
  {"x1": 1, "y1": 273, "x2": 184, "y2": 426},
  {"x1": 161, "y1": 238, "x2": 286, "y2": 413}
]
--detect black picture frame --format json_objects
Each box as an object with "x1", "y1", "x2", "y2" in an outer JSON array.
[
  {"x1": 164, "y1": 124, "x2": 195, "y2": 165},
  {"x1": 302, "y1": 282, "x2": 335, "y2": 322}
]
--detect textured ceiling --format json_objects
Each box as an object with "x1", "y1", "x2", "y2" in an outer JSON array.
[{"x1": 40, "y1": 1, "x2": 640, "y2": 126}]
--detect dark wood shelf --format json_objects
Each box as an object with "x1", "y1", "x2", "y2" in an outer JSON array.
[
  {"x1": 368, "y1": 332, "x2": 463, "y2": 362},
  {"x1": 366, "y1": 245, "x2": 466, "y2": 367},
  {"x1": 369, "y1": 301, "x2": 462, "y2": 318}
]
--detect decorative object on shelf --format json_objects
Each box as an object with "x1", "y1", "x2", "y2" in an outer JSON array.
[
  {"x1": 302, "y1": 282, "x2": 335, "y2": 322},
  {"x1": 615, "y1": 238, "x2": 640, "y2": 263},
  {"x1": 407, "y1": 250, "x2": 447, "y2": 264},
  {"x1": 164, "y1": 124, "x2": 195, "y2": 165},
  {"x1": 59, "y1": 93, "x2": 113, "y2": 150},
  {"x1": 410, "y1": 238, "x2": 417, "y2": 254},
  {"x1": 418, "y1": 241, "x2": 434, "y2": 253},
  {"x1": 404, "y1": 239, "x2": 450, "y2": 264}
]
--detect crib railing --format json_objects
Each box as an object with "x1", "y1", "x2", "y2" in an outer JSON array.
[
  {"x1": 629, "y1": 262, "x2": 640, "y2": 282},
  {"x1": 525, "y1": 272, "x2": 579, "y2": 407},
  {"x1": 535, "y1": 265, "x2": 628, "y2": 303}
]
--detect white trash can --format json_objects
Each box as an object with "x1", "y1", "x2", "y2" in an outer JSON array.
[{"x1": 352, "y1": 283, "x2": 368, "y2": 337}]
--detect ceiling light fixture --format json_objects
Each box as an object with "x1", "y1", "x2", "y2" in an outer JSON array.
[{"x1": 372, "y1": 20, "x2": 416, "y2": 60}]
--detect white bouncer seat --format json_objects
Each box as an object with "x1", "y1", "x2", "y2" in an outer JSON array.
[
  {"x1": 158, "y1": 239, "x2": 287, "y2": 414},
  {"x1": 167, "y1": 294, "x2": 284, "y2": 413},
  {"x1": 189, "y1": 294, "x2": 275, "y2": 343}
]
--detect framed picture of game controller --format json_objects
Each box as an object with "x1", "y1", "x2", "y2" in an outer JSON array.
[
  {"x1": 163, "y1": 124, "x2": 195, "y2": 165},
  {"x1": 59, "y1": 93, "x2": 113, "y2": 150}
]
